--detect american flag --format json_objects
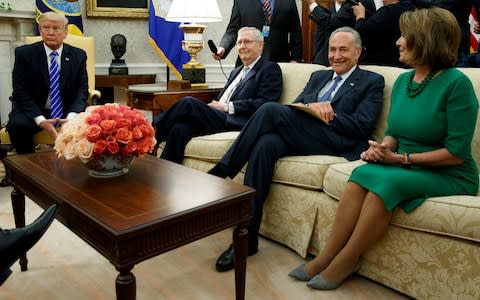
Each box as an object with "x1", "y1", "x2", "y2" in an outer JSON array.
[{"x1": 470, "y1": 5, "x2": 480, "y2": 53}]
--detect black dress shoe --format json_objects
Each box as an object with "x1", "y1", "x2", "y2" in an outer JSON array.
[
  {"x1": 0, "y1": 204, "x2": 58, "y2": 285},
  {"x1": 207, "y1": 164, "x2": 229, "y2": 179},
  {"x1": 215, "y1": 236, "x2": 259, "y2": 272}
]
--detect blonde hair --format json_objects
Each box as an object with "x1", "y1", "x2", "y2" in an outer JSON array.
[
  {"x1": 399, "y1": 7, "x2": 460, "y2": 69},
  {"x1": 38, "y1": 11, "x2": 69, "y2": 30}
]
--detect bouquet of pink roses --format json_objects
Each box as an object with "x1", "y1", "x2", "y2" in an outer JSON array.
[{"x1": 55, "y1": 104, "x2": 156, "y2": 162}]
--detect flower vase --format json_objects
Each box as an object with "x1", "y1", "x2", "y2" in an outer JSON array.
[{"x1": 82, "y1": 155, "x2": 136, "y2": 178}]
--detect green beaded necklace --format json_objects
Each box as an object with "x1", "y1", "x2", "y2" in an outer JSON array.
[{"x1": 406, "y1": 71, "x2": 436, "y2": 98}]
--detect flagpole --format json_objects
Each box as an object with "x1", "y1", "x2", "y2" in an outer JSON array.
[{"x1": 166, "y1": 66, "x2": 170, "y2": 87}]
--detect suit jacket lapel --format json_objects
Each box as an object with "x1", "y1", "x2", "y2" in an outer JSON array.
[
  {"x1": 271, "y1": 0, "x2": 278, "y2": 23},
  {"x1": 315, "y1": 70, "x2": 334, "y2": 99},
  {"x1": 231, "y1": 57, "x2": 263, "y2": 100},
  {"x1": 331, "y1": 67, "x2": 360, "y2": 104},
  {"x1": 60, "y1": 45, "x2": 71, "y2": 92},
  {"x1": 37, "y1": 42, "x2": 50, "y2": 87},
  {"x1": 217, "y1": 65, "x2": 243, "y2": 100}
]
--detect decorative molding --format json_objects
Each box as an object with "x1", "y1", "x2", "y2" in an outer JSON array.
[{"x1": 0, "y1": 10, "x2": 35, "y2": 20}]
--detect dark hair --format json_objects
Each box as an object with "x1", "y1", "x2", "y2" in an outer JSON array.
[{"x1": 399, "y1": 7, "x2": 460, "y2": 69}]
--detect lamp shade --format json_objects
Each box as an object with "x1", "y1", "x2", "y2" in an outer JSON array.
[{"x1": 166, "y1": 0, "x2": 222, "y2": 23}]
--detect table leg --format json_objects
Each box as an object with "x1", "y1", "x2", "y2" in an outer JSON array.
[
  {"x1": 11, "y1": 187, "x2": 28, "y2": 271},
  {"x1": 233, "y1": 224, "x2": 248, "y2": 300},
  {"x1": 115, "y1": 265, "x2": 136, "y2": 300}
]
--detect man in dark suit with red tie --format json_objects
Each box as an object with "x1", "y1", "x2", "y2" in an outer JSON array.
[
  {"x1": 7, "y1": 11, "x2": 88, "y2": 154},
  {"x1": 153, "y1": 27, "x2": 282, "y2": 164},
  {"x1": 209, "y1": 27, "x2": 385, "y2": 272},
  {"x1": 212, "y1": 0, "x2": 302, "y2": 65}
]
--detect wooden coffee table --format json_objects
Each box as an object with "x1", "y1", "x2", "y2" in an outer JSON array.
[{"x1": 4, "y1": 151, "x2": 254, "y2": 300}]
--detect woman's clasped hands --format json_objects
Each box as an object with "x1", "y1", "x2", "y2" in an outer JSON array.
[{"x1": 360, "y1": 140, "x2": 397, "y2": 164}]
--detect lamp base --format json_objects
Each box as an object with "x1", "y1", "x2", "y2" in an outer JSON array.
[{"x1": 183, "y1": 63, "x2": 205, "y2": 84}]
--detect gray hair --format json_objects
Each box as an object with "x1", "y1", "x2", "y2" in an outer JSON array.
[
  {"x1": 238, "y1": 27, "x2": 264, "y2": 43},
  {"x1": 39, "y1": 11, "x2": 69, "y2": 29},
  {"x1": 330, "y1": 27, "x2": 362, "y2": 48}
]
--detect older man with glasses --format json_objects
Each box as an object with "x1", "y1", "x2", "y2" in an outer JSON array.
[{"x1": 153, "y1": 27, "x2": 282, "y2": 164}]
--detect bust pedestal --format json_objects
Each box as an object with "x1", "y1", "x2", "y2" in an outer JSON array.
[{"x1": 109, "y1": 59, "x2": 128, "y2": 75}]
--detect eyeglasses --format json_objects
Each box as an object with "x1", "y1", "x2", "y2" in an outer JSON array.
[
  {"x1": 40, "y1": 26, "x2": 63, "y2": 33},
  {"x1": 236, "y1": 40, "x2": 259, "y2": 47}
]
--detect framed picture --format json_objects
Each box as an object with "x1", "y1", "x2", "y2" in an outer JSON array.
[{"x1": 87, "y1": 0, "x2": 149, "y2": 18}]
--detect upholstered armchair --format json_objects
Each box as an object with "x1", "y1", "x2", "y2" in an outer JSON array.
[{"x1": 0, "y1": 35, "x2": 100, "y2": 185}]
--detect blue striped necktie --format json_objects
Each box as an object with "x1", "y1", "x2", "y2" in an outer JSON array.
[
  {"x1": 49, "y1": 51, "x2": 63, "y2": 119},
  {"x1": 318, "y1": 76, "x2": 342, "y2": 102}
]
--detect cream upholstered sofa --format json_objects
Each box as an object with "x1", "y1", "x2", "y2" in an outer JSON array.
[{"x1": 176, "y1": 63, "x2": 480, "y2": 299}]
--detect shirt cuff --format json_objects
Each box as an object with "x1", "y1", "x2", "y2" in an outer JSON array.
[
  {"x1": 34, "y1": 115, "x2": 46, "y2": 126},
  {"x1": 228, "y1": 102, "x2": 235, "y2": 114},
  {"x1": 309, "y1": 2, "x2": 318, "y2": 11},
  {"x1": 66, "y1": 112, "x2": 77, "y2": 120}
]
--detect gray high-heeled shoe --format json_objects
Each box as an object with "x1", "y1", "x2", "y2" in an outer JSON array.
[
  {"x1": 288, "y1": 263, "x2": 313, "y2": 281},
  {"x1": 306, "y1": 261, "x2": 361, "y2": 290}
]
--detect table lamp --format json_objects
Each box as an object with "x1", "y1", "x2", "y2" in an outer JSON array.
[{"x1": 166, "y1": 0, "x2": 222, "y2": 88}]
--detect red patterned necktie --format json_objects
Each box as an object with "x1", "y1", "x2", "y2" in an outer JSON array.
[{"x1": 263, "y1": 0, "x2": 272, "y2": 24}]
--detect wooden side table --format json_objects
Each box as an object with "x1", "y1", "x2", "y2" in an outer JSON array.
[
  {"x1": 95, "y1": 74, "x2": 156, "y2": 103},
  {"x1": 127, "y1": 84, "x2": 222, "y2": 116}
]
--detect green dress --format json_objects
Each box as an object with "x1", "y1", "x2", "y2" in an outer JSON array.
[{"x1": 350, "y1": 68, "x2": 479, "y2": 212}]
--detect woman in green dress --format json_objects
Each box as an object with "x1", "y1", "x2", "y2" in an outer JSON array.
[{"x1": 289, "y1": 7, "x2": 479, "y2": 290}]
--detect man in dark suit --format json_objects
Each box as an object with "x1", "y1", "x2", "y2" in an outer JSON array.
[
  {"x1": 209, "y1": 27, "x2": 385, "y2": 272},
  {"x1": 154, "y1": 27, "x2": 282, "y2": 164},
  {"x1": 305, "y1": 0, "x2": 376, "y2": 65},
  {"x1": 212, "y1": 0, "x2": 302, "y2": 65},
  {"x1": 7, "y1": 11, "x2": 88, "y2": 154}
]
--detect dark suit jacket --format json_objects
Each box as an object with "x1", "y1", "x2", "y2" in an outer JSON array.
[
  {"x1": 219, "y1": 0, "x2": 302, "y2": 64},
  {"x1": 355, "y1": 2, "x2": 413, "y2": 67},
  {"x1": 293, "y1": 67, "x2": 385, "y2": 160},
  {"x1": 310, "y1": 0, "x2": 376, "y2": 65},
  {"x1": 11, "y1": 41, "x2": 88, "y2": 119},
  {"x1": 218, "y1": 57, "x2": 282, "y2": 128},
  {"x1": 412, "y1": 0, "x2": 472, "y2": 57}
]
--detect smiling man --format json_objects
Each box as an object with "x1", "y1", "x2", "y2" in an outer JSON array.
[
  {"x1": 153, "y1": 27, "x2": 282, "y2": 163},
  {"x1": 208, "y1": 27, "x2": 385, "y2": 272}
]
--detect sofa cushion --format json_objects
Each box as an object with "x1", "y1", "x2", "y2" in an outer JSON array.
[
  {"x1": 184, "y1": 132, "x2": 348, "y2": 189},
  {"x1": 184, "y1": 131, "x2": 240, "y2": 162},
  {"x1": 273, "y1": 155, "x2": 347, "y2": 190},
  {"x1": 323, "y1": 161, "x2": 480, "y2": 242}
]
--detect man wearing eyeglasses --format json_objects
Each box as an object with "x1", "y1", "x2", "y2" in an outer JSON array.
[
  {"x1": 7, "y1": 11, "x2": 88, "y2": 154},
  {"x1": 153, "y1": 27, "x2": 282, "y2": 164}
]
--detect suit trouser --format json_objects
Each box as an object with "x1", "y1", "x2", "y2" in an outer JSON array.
[
  {"x1": 218, "y1": 102, "x2": 342, "y2": 234},
  {"x1": 6, "y1": 110, "x2": 50, "y2": 154},
  {"x1": 154, "y1": 97, "x2": 228, "y2": 164}
]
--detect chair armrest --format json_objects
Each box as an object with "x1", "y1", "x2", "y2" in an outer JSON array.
[{"x1": 89, "y1": 89, "x2": 102, "y2": 105}]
